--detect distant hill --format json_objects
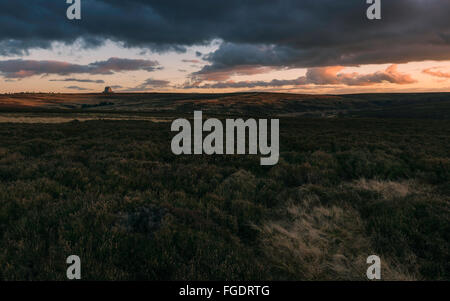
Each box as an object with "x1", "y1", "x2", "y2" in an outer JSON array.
[{"x1": 0, "y1": 92, "x2": 449, "y2": 119}]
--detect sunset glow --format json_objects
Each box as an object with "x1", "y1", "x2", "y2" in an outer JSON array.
[{"x1": 0, "y1": 1, "x2": 449, "y2": 94}]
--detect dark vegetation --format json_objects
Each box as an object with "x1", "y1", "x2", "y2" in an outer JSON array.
[{"x1": 0, "y1": 92, "x2": 448, "y2": 280}]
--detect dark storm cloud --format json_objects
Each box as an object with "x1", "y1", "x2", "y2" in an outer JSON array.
[
  {"x1": 193, "y1": 42, "x2": 449, "y2": 81},
  {"x1": 0, "y1": 57, "x2": 160, "y2": 78},
  {"x1": 50, "y1": 78, "x2": 105, "y2": 83},
  {"x1": 0, "y1": 60, "x2": 88, "y2": 78},
  {"x1": 139, "y1": 78, "x2": 171, "y2": 88},
  {"x1": 0, "y1": 0, "x2": 449, "y2": 71},
  {"x1": 65, "y1": 85, "x2": 90, "y2": 91},
  {"x1": 122, "y1": 78, "x2": 171, "y2": 92},
  {"x1": 89, "y1": 57, "x2": 161, "y2": 73}
]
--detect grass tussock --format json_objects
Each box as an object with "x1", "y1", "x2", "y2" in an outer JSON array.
[
  {"x1": 352, "y1": 179, "x2": 416, "y2": 199},
  {"x1": 257, "y1": 192, "x2": 415, "y2": 280}
]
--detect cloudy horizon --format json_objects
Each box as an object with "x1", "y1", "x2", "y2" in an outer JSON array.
[{"x1": 0, "y1": 0, "x2": 449, "y2": 94}]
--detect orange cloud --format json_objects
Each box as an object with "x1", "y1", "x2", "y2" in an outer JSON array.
[
  {"x1": 187, "y1": 64, "x2": 416, "y2": 89},
  {"x1": 336, "y1": 64, "x2": 417, "y2": 86},
  {"x1": 306, "y1": 64, "x2": 416, "y2": 86},
  {"x1": 422, "y1": 67, "x2": 450, "y2": 79}
]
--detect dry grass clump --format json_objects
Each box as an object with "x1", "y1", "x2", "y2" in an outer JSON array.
[
  {"x1": 352, "y1": 178, "x2": 416, "y2": 199},
  {"x1": 256, "y1": 193, "x2": 414, "y2": 280}
]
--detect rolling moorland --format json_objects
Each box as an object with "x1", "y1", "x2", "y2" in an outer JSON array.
[{"x1": 0, "y1": 92, "x2": 448, "y2": 280}]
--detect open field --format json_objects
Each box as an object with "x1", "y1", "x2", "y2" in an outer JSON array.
[
  {"x1": 1, "y1": 92, "x2": 450, "y2": 119},
  {"x1": 0, "y1": 93, "x2": 448, "y2": 280}
]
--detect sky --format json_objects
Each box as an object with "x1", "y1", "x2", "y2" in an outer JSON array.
[{"x1": 0, "y1": 0, "x2": 449, "y2": 94}]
